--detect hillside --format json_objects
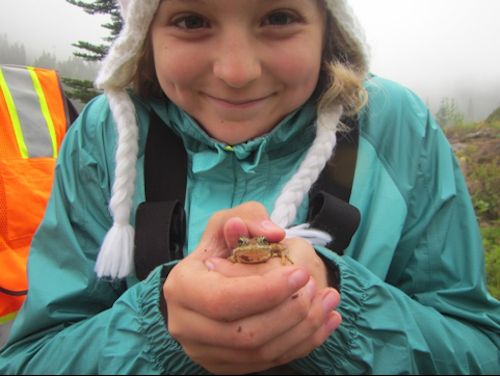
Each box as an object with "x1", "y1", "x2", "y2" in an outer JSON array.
[{"x1": 444, "y1": 117, "x2": 500, "y2": 299}]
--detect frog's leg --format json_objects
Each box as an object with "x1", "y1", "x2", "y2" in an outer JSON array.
[
  {"x1": 273, "y1": 245, "x2": 294, "y2": 266},
  {"x1": 283, "y1": 251, "x2": 294, "y2": 266}
]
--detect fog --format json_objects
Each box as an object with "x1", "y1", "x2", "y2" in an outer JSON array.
[
  {"x1": 351, "y1": 0, "x2": 500, "y2": 120},
  {"x1": 0, "y1": 0, "x2": 107, "y2": 62},
  {"x1": 1, "y1": 0, "x2": 499, "y2": 121}
]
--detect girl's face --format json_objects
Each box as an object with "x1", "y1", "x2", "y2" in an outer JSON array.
[{"x1": 151, "y1": 0, "x2": 326, "y2": 145}]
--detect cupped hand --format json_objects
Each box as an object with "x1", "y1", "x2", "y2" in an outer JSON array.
[
  {"x1": 207, "y1": 237, "x2": 330, "y2": 290},
  {"x1": 163, "y1": 202, "x2": 341, "y2": 374}
]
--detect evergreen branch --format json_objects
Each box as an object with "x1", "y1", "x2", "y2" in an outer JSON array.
[
  {"x1": 62, "y1": 78, "x2": 102, "y2": 104},
  {"x1": 66, "y1": 0, "x2": 118, "y2": 15},
  {"x1": 72, "y1": 41, "x2": 110, "y2": 61}
]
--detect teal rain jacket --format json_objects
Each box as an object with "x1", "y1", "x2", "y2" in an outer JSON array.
[{"x1": 1, "y1": 77, "x2": 499, "y2": 374}]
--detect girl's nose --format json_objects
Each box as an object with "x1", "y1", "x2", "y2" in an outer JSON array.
[{"x1": 213, "y1": 31, "x2": 262, "y2": 88}]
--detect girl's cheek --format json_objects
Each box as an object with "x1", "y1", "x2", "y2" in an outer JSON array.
[
  {"x1": 265, "y1": 39, "x2": 322, "y2": 85},
  {"x1": 157, "y1": 47, "x2": 209, "y2": 89},
  {"x1": 272, "y1": 55, "x2": 321, "y2": 92}
]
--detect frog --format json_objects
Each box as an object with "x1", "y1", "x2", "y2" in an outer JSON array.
[{"x1": 228, "y1": 236, "x2": 294, "y2": 266}]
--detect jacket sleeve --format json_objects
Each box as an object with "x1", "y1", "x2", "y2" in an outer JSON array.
[
  {"x1": 0, "y1": 96, "x2": 206, "y2": 375},
  {"x1": 292, "y1": 84, "x2": 500, "y2": 374}
]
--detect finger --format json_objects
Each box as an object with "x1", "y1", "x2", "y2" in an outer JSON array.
[
  {"x1": 223, "y1": 217, "x2": 250, "y2": 252},
  {"x1": 223, "y1": 217, "x2": 286, "y2": 250},
  {"x1": 164, "y1": 262, "x2": 311, "y2": 322},
  {"x1": 208, "y1": 312, "x2": 341, "y2": 375},
  {"x1": 186, "y1": 352, "x2": 275, "y2": 376},
  {"x1": 261, "y1": 290, "x2": 342, "y2": 366},
  {"x1": 169, "y1": 279, "x2": 317, "y2": 349},
  {"x1": 181, "y1": 288, "x2": 341, "y2": 368},
  {"x1": 278, "y1": 311, "x2": 342, "y2": 364},
  {"x1": 224, "y1": 201, "x2": 285, "y2": 241},
  {"x1": 187, "y1": 356, "x2": 274, "y2": 376},
  {"x1": 245, "y1": 217, "x2": 286, "y2": 244},
  {"x1": 192, "y1": 202, "x2": 284, "y2": 260},
  {"x1": 245, "y1": 288, "x2": 339, "y2": 363},
  {"x1": 283, "y1": 237, "x2": 330, "y2": 290},
  {"x1": 205, "y1": 256, "x2": 284, "y2": 277}
]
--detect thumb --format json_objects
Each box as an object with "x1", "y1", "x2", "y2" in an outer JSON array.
[
  {"x1": 223, "y1": 217, "x2": 285, "y2": 251},
  {"x1": 192, "y1": 202, "x2": 286, "y2": 260}
]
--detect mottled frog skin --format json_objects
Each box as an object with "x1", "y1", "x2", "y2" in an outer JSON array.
[{"x1": 228, "y1": 236, "x2": 294, "y2": 266}]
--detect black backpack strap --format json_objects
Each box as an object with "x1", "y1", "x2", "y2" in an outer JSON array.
[
  {"x1": 135, "y1": 201, "x2": 185, "y2": 280},
  {"x1": 134, "y1": 111, "x2": 188, "y2": 281},
  {"x1": 308, "y1": 117, "x2": 361, "y2": 255},
  {"x1": 143, "y1": 111, "x2": 188, "y2": 204},
  {"x1": 312, "y1": 116, "x2": 359, "y2": 202},
  {"x1": 308, "y1": 192, "x2": 360, "y2": 254}
]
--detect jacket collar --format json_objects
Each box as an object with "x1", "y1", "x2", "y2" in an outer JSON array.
[{"x1": 150, "y1": 99, "x2": 317, "y2": 173}]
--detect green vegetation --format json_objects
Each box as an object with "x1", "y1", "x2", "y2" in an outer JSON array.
[
  {"x1": 436, "y1": 98, "x2": 465, "y2": 128},
  {"x1": 445, "y1": 107, "x2": 500, "y2": 299},
  {"x1": 487, "y1": 107, "x2": 500, "y2": 124},
  {"x1": 470, "y1": 157, "x2": 500, "y2": 221},
  {"x1": 482, "y1": 225, "x2": 500, "y2": 300}
]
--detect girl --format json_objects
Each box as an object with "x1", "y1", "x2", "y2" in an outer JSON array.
[{"x1": 1, "y1": 0, "x2": 499, "y2": 374}]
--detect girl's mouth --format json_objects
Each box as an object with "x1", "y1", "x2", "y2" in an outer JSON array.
[{"x1": 207, "y1": 94, "x2": 271, "y2": 109}]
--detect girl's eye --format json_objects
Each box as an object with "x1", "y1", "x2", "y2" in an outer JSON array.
[
  {"x1": 174, "y1": 15, "x2": 208, "y2": 30},
  {"x1": 264, "y1": 12, "x2": 299, "y2": 26}
]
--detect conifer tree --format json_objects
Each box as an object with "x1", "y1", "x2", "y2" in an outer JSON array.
[
  {"x1": 63, "y1": 0, "x2": 122, "y2": 104},
  {"x1": 0, "y1": 34, "x2": 27, "y2": 65},
  {"x1": 67, "y1": 0, "x2": 122, "y2": 61},
  {"x1": 435, "y1": 98, "x2": 465, "y2": 128},
  {"x1": 61, "y1": 78, "x2": 102, "y2": 104}
]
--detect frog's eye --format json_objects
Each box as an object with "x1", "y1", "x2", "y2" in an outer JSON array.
[
  {"x1": 238, "y1": 238, "x2": 245, "y2": 247},
  {"x1": 259, "y1": 236, "x2": 269, "y2": 245}
]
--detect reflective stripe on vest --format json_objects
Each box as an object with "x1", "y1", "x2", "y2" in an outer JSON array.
[
  {"x1": 0, "y1": 313, "x2": 17, "y2": 349},
  {"x1": 0, "y1": 65, "x2": 65, "y2": 159},
  {"x1": 0, "y1": 65, "x2": 69, "y2": 347}
]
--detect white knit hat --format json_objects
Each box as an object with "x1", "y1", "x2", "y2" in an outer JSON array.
[{"x1": 94, "y1": 0, "x2": 370, "y2": 279}]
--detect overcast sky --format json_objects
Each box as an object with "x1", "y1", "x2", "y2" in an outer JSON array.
[{"x1": 1, "y1": 0, "x2": 500, "y2": 120}]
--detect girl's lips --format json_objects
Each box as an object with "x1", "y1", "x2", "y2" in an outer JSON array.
[
  {"x1": 220, "y1": 98, "x2": 262, "y2": 105},
  {"x1": 207, "y1": 95, "x2": 270, "y2": 109}
]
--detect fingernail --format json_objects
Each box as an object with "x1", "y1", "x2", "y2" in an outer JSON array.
[
  {"x1": 322, "y1": 290, "x2": 339, "y2": 315},
  {"x1": 288, "y1": 269, "x2": 309, "y2": 292},
  {"x1": 325, "y1": 312, "x2": 342, "y2": 332},
  {"x1": 261, "y1": 219, "x2": 283, "y2": 232},
  {"x1": 205, "y1": 257, "x2": 228, "y2": 271},
  {"x1": 307, "y1": 278, "x2": 317, "y2": 300}
]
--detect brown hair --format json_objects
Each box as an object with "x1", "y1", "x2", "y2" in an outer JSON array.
[
  {"x1": 133, "y1": 29, "x2": 162, "y2": 100},
  {"x1": 316, "y1": 5, "x2": 368, "y2": 118}
]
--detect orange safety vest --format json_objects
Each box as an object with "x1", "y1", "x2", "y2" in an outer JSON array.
[{"x1": 0, "y1": 65, "x2": 70, "y2": 347}]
